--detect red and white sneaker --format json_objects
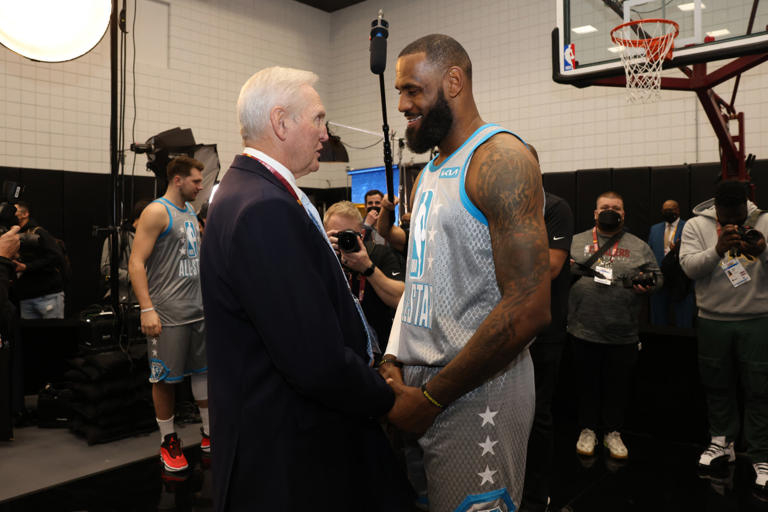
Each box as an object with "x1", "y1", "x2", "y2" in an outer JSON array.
[
  {"x1": 200, "y1": 427, "x2": 211, "y2": 453},
  {"x1": 160, "y1": 432, "x2": 188, "y2": 472}
]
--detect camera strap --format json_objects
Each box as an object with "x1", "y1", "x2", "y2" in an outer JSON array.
[{"x1": 585, "y1": 228, "x2": 624, "y2": 268}]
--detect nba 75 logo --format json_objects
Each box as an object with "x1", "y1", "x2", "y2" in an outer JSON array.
[{"x1": 409, "y1": 190, "x2": 433, "y2": 279}]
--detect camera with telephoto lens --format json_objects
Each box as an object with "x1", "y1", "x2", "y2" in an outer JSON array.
[
  {"x1": 620, "y1": 272, "x2": 655, "y2": 289},
  {"x1": 337, "y1": 229, "x2": 361, "y2": 253}
]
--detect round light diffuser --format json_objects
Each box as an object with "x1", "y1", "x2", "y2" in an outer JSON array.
[{"x1": 0, "y1": 0, "x2": 112, "y2": 62}]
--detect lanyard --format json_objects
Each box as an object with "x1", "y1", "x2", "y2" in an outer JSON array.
[
  {"x1": 242, "y1": 153, "x2": 301, "y2": 205},
  {"x1": 592, "y1": 227, "x2": 620, "y2": 262},
  {"x1": 349, "y1": 274, "x2": 366, "y2": 302}
]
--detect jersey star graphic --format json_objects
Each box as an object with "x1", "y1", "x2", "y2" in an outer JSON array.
[
  {"x1": 478, "y1": 465, "x2": 497, "y2": 486},
  {"x1": 428, "y1": 229, "x2": 437, "y2": 242},
  {"x1": 427, "y1": 256, "x2": 434, "y2": 270},
  {"x1": 151, "y1": 338, "x2": 158, "y2": 345},
  {"x1": 151, "y1": 349, "x2": 158, "y2": 357},
  {"x1": 478, "y1": 435, "x2": 499, "y2": 456},
  {"x1": 478, "y1": 406, "x2": 498, "y2": 427}
]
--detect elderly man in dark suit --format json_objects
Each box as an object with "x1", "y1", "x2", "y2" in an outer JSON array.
[{"x1": 200, "y1": 67, "x2": 411, "y2": 511}]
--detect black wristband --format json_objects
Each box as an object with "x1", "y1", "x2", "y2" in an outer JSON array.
[{"x1": 362, "y1": 263, "x2": 376, "y2": 277}]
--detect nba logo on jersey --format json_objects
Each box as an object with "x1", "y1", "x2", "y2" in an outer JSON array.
[
  {"x1": 564, "y1": 43, "x2": 576, "y2": 71},
  {"x1": 410, "y1": 189, "x2": 434, "y2": 279},
  {"x1": 184, "y1": 221, "x2": 199, "y2": 258}
]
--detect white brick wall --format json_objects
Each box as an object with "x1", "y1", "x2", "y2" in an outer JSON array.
[{"x1": 1, "y1": 0, "x2": 766, "y2": 179}]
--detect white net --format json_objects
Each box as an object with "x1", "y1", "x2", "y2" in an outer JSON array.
[{"x1": 612, "y1": 20, "x2": 678, "y2": 104}]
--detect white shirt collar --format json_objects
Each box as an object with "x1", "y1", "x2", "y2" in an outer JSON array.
[{"x1": 242, "y1": 147, "x2": 303, "y2": 199}]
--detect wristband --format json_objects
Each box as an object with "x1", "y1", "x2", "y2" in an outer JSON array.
[
  {"x1": 362, "y1": 263, "x2": 376, "y2": 277},
  {"x1": 377, "y1": 357, "x2": 402, "y2": 369},
  {"x1": 141, "y1": 307, "x2": 155, "y2": 313},
  {"x1": 421, "y1": 383, "x2": 445, "y2": 409}
]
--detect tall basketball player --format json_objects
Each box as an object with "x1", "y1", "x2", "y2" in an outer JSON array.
[
  {"x1": 129, "y1": 155, "x2": 210, "y2": 472},
  {"x1": 379, "y1": 34, "x2": 551, "y2": 511}
]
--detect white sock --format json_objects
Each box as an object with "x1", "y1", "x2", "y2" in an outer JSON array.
[
  {"x1": 199, "y1": 407, "x2": 210, "y2": 436},
  {"x1": 157, "y1": 415, "x2": 175, "y2": 442}
]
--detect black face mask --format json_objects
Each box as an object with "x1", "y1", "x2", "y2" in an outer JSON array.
[
  {"x1": 597, "y1": 209, "x2": 622, "y2": 231},
  {"x1": 661, "y1": 210, "x2": 678, "y2": 223}
]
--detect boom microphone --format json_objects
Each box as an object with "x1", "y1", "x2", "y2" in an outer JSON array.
[{"x1": 369, "y1": 10, "x2": 388, "y2": 74}]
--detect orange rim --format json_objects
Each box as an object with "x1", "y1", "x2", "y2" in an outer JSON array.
[{"x1": 611, "y1": 18, "x2": 680, "y2": 60}]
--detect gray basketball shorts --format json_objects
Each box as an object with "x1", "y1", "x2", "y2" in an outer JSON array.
[
  {"x1": 403, "y1": 349, "x2": 535, "y2": 512},
  {"x1": 147, "y1": 320, "x2": 207, "y2": 383}
]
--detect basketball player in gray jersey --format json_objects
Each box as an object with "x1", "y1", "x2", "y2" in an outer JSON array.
[
  {"x1": 129, "y1": 156, "x2": 209, "y2": 473},
  {"x1": 381, "y1": 35, "x2": 551, "y2": 511}
]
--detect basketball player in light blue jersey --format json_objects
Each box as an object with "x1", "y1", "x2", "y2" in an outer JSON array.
[
  {"x1": 380, "y1": 34, "x2": 551, "y2": 511},
  {"x1": 129, "y1": 156, "x2": 209, "y2": 473}
]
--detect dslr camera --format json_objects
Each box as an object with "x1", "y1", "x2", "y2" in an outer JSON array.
[
  {"x1": 336, "y1": 229, "x2": 361, "y2": 253},
  {"x1": 620, "y1": 273, "x2": 656, "y2": 289},
  {"x1": 729, "y1": 225, "x2": 763, "y2": 257}
]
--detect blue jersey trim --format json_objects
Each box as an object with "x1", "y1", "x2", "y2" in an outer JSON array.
[
  {"x1": 158, "y1": 197, "x2": 190, "y2": 213},
  {"x1": 453, "y1": 488, "x2": 515, "y2": 512},
  {"x1": 153, "y1": 199, "x2": 174, "y2": 239},
  {"x1": 459, "y1": 128, "x2": 529, "y2": 227},
  {"x1": 427, "y1": 123, "x2": 499, "y2": 173}
]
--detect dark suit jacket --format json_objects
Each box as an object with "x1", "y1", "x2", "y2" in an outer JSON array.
[
  {"x1": 200, "y1": 155, "x2": 410, "y2": 511},
  {"x1": 648, "y1": 220, "x2": 685, "y2": 265}
]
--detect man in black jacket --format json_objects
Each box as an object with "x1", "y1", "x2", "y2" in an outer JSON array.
[{"x1": 13, "y1": 202, "x2": 65, "y2": 319}]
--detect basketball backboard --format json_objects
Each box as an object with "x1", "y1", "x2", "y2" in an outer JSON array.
[{"x1": 554, "y1": 0, "x2": 768, "y2": 86}]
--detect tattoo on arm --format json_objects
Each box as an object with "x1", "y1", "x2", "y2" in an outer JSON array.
[{"x1": 427, "y1": 136, "x2": 551, "y2": 405}]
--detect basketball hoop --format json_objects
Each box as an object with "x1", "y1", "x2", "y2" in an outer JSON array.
[{"x1": 611, "y1": 19, "x2": 679, "y2": 103}]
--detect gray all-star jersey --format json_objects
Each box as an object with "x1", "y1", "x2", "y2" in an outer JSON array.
[
  {"x1": 146, "y1": 198, "x2": 203, "y2": 326},
  {"x1": 392, "y1": 124, "x2": 527, "y2": 366}
]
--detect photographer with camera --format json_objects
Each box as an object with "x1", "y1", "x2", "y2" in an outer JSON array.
[
  {"x1": 569, "y1": 191, "x2": 661, "y2": 461},
  {"x1": 361, "y1": 189, "x2": 388, "y2": 246},
  {"x1": 679, "y1": 180, "x2": 768, "y2": 489},
  {"x1": 324, "y1": 201, "x2": 404, "y2": 353},
  {"x1": 0, "y1": 225, "x2": 20, "y2": 439}
]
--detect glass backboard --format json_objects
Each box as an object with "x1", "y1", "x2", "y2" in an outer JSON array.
[{"x1": 554, "y1": 0, "x2": 768, "y2": 86}]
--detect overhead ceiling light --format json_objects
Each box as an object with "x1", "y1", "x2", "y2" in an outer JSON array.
[
  {"x1": 572, "y1": 25, "x2": 598, "y2": 34},
  {"x1": 678, "y1": 2, "x2": 706, "y2": 11},
  {"x1": 0, "y1": 0, "x2": 112, "y2": 62},
  {"x1": 706, "y1": 28, "x2": 731, "y2": 38},
  {"x1": 607, "y1": 46, "x2": 625, "y2": 53}
]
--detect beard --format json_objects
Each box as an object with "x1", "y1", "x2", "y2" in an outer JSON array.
[{"x1": 405, "y1": 91, "x2": 454, "y2": 154}]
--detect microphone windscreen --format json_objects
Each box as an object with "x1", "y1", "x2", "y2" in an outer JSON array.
[{"x1": 370, "y1": 36, "x2": 387, "y2": 74}]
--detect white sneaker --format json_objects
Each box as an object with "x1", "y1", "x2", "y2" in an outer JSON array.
[
  {"x1": 754, "y1": 463, "x2": 768, "y2": 488},
  {"x1": 604, "y1": 431, "x2": 629, "y2": 459},
  {"x1": 576, "y1": 428, "x2": 597, "y2": 456},
  {"x1": 698, "y1": 436, "x2": 735, "y2": 467}
]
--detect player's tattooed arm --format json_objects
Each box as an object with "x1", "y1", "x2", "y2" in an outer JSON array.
[{"x1": 426, "y1": 133, "x2": 551, "y2": 406}]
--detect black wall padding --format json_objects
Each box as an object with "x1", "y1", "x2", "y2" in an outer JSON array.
[
  {"x1": 688, "y1": 162, "x2": 721, "y2": 210},
  {"x1": 574, "y1": 169, "x2": 612, "y2": 233},
  {"x1": 611, "y1": 166, "x2": 651, "y2": 239},
  {"x1": 542, "y1": 172, "x2": 577, "y2": 216},
  {"x1": 650, "y1": 165, "x2": 691, "y2": 221}
]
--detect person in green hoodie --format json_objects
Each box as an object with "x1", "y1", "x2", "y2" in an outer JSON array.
[{"x1": 680, "y1": 180, "x2": 768, "y2": 490}]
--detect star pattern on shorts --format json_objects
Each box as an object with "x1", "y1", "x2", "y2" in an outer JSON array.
[
  {"x1": 478, "y1": 406, "x2": 498, "y2": 427},
  {"x1": 478, "y1": 435, "x2": 499, "y2": 456},
  {"x1": 478, "y1": 465, "x2": 497, "y2": 486}
]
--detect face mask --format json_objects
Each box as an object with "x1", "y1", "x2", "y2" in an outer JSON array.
[
  {"x1": 597, "y1": 209, "x2": 622, "y2": 231},
  {"x1": 661, "y1": 210, "x2": 678, "y2": 223}
]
